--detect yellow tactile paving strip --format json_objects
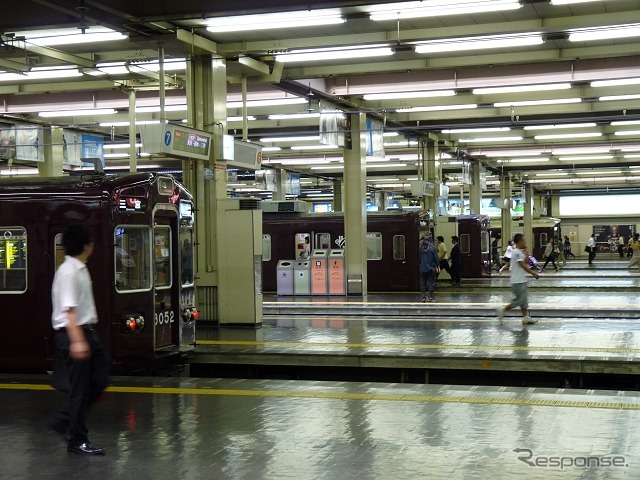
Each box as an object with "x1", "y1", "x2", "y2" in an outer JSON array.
[{"x1": 1, "y1": 382, "x2": 638, "y2": 411}]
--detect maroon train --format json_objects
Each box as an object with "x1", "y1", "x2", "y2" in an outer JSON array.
[
  {"x1": 263, "y1": 211, "x2": 422, "y2": 292},
  {"x1": 0, "y1": 173, "x2": 197, "y2": 373}
]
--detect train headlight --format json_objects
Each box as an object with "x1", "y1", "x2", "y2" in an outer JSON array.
[
  {"x1": 192, "y1": 309, "x2": 199, "y2": 321},
  {"x1": 136, "y1": 316, "x2": 145, "y2": 330},
  {"x1": 182, "y1": 308, "x2": 199, "y2": 322}
]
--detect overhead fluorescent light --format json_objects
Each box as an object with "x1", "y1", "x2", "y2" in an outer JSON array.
[
  {"x1": 363, "y1": 90, "x2": 456, "y2": 100},
  {"x1": 442, "y1": 127, "x2": 511, "y2": 134},
  {"x1": 227, "y1": 98, "x2": 307, "y2": 109},
  {"x1": 619, "y1": 145, "x2": 640, "y2": 152},
  {"x1": 228, "y1": 116, "x2": 257, "y2": 122},
  {"x1": 477, "y1": 149, "x2": 544, "y2": 157},
  {"x1": 268, "y1": 113, "x2": 320, "y2": 120},
  {"x1": 311, "y1": 165, "x2": 345, "y2": 170},
  {"x1": 591, "y1": 78, "x2": 640, "y2": 88},
  {"x1": 524, "y1": 123, "x2": 597, "y2": 130},
  {"x1": 558, "y1": 155, "x2": 614, "y2": 161},
  {"x1": 367, "y1": 178, "x2": 400, "y2": 182},
  {"x1": 135, "y1": 105, "x2": 187, "y2": 113},
  {"x1": 22, "y1": 27, "x2": 126, "y2": 47},
  {"x1": 397, "y1": 104, "x2": 477, "y2": 113},
  {"x1": 534, "y1": 132, "x2": 602, "y2": 140},
  {"x1": 99, "y1": 120, "x2": 160, "y2": 127},
  {"x1": 415, "y1": 33, "x2": 541, "y2": 54},
  {"x1": 103, "y1": 153, "x2": 130, "y2": 159},
  {"x1": 367, "y1": 163, "x2": 408, "y2": 168},
  {"x1": 290, "y1": 145, "x2": 340, "y2": 151},
  {"x1": 458, "y1": 136, "x2": 523, "y2": 143},
  {"x1": 551, "y1": 0, "x2": 602, "y2": 4},
  {"x1": 536, "y1": 172, "x2": 569, "y2": 176},
  {"x1": 552, "y1": 147, "x2": 611, "y2": 155},
  {"x1": 506, "y1": 158, "x2": 550, "y2": 163},
  {"x1": 39, "y1": 108, "x2": 117, "y2": 117},
  {"x1": 474, "y1": 83, "x2": 572, "y2": 95},
  {"x1": 384, "y1": 141, "x2": 419, "y2": 147},
  {"x1": 569, "y1": 24, "x2": 640, "y2": 42},
  {"x1": 260, "y1": 136, "x2": 320, "y2": 142},
  {"x1": 383, "y1": 132, "x2": 400, "y2": 137},
  {"x1": 261, "y1": 147, "x2": 282, "y2": 152},
  {"x1": 494, "y1": 98, "x2": 582, "y2": 107},
  {"x1": 575, "y1": 170, "x2": 622, "y2": 175},
  {"x1": 615, "y1": 130, "x2": 640, "y2": 136},
  {"x1": 625, "y1": 154, "x2": 640, "y2": 159},
  {"x1": 104, "y1": 143, "x2": 142, "y2": 149},
  {"x1": 611, "y1": 120, "x2": 640, "y2": 126},
  {"x1": 599, "y1": 94, "x2": 640, "y2": 102},
  {"x1": 0, "y1": 67, "x2": 83, "y2": 82},
  {"x1": 206, "y1": 10, "x2": 345, "y2": 33},
  {"x1": 276, "y1": 45, "x2": 394, "y2": 63},
  {"x1": 369, "y1": 0, "x2": 521, "y2": 21}
]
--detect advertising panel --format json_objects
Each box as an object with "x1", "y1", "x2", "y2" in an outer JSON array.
[{"x1": 593, "y1": 224, "x2": 635, "y2": 253}]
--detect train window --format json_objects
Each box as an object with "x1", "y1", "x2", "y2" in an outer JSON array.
[
  {"x1": 393, "y1": 235, "x2": 406, "y2": 260},
  {"x1": 54, "y1": 233, "x2": 65, "y2": 270},
  {"x1": 481, "y1": 231, "x2": 490, "y2": 254},
  {"x1": 295, "y1": 233, "x2": 310, "y2": 259},
  {"x1": 367, "y1": 232, "x2": 383, "y2": 261},
  {"x1": 460, "y1": 234, "x2": 471, "y2": 254},
  {"x1": 0, "y1": 227, "x2": 27, "y2": 293},
  {"x1": 181, "y1": 235, "x2": 194, "y2": 287},
  {"x1": 540, "y1": 233, "x2": 548, "y2": 249},
  {"x1": 315, "y1": 233, "x2": 331, "y2": 250},
  {"x1": 154, "y1": 227, "x2": 172, "y2": 289},
  {"x1": 262, "y1": 234, "x2": 272, "y2": 262},
  {"x1": 115, "y1": 226, "x2": 152, "y2": 292}
]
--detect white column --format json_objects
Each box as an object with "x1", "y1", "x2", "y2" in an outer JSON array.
[{"x1": 344, "y1": 112, "x2": 367, "y2": 296}]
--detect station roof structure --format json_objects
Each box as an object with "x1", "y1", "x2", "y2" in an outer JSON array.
[{"x1": 1, "y1": 0, "x2": 640, "y2": 197}]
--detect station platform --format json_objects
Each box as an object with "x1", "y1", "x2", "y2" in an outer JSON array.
[
  {"x1": 1, "y1": 374, "x2": 638, "y2": 479},
  {"x1": 193, "y1": 266, "x2": 640, "y2": 388}
]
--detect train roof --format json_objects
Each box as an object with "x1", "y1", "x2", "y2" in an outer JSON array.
[{"x1": 0, "y1": 172, "x2": 188, "y2": 195}]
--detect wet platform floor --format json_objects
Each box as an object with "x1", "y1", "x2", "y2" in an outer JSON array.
[{"x1": 1, "y1": 374, "x2": 638, "y2": 479}]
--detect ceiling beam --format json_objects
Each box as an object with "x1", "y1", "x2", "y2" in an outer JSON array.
[
  {"x1": 176, "y1": 29, "x2": 220, "y2": 56},
  {"x1": 0, "y1": 57, "x2": 30, "y2": 73},
  {"x1": 20, "y1": 43, "x2": 96, "y2": 68}
]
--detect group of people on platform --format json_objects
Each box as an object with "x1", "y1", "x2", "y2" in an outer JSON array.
[
  {"x1": 491, "y1": 234, "x2": 577, "y2": 274},
  {"x1": 418, "y1": 235, "x2": 460, "y2": 303}
]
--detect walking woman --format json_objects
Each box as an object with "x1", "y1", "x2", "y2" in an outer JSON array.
[
  {"x1": 419, "y1": 235, "x2": 440, "y2": 303},
  {"x1": 541, "y1": 238, "x2": 559, "y2": 272},
  {"x1": 563, "y1": 236, "x2": 575, "y2": 259}
]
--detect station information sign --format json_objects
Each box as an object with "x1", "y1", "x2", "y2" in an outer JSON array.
[
  {"x1": 0, "y1": 229, "x2": 26, "y2": 270},
  {"x1": 140, "y1": 121, "x2": 213, "y2": 161}
]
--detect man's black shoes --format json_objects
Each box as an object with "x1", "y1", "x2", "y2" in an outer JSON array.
[{"x1": 67, "y1": 442, "x2": 105, "y2": 455}]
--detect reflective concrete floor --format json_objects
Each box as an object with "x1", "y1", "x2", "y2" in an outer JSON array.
[{"x1": 1, "y1": 375, "x2": 638, "y2": 480}]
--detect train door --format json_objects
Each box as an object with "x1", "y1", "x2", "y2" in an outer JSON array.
[
  {"x1": 390, "y1": 233, "x2": 410, "y2": 289},
  {"x1": 153, "y1": 208, "x2": 180, "y2": 350}
]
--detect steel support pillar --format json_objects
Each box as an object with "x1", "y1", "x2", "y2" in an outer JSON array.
[
  {"x1": 500, "y1": 176, "x2": 512, "y2": 246},
  {"x1": 469, "y1": 161, "x2": 482, "y2": 215},
  {"x1": 524, "y1": 184, "x2": 534, "y2": 254},
  {"x1": 38, "y1": 127, "x2": 64, "y2": 177}
]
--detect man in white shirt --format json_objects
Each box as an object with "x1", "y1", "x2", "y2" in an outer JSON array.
[
  {"x1": 497, "y1": 233, "x2": 541, "y2": 325},
  {"x1": 587, "y1": 234, "x2": 597, "y2": 265},
  {"x1": 49, "y1": 224, "x2": 109, "y2": 455}
]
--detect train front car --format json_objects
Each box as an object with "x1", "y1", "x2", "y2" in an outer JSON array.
[
  {"x1": 0, "y1": 173, "x2": 197, "y2": 374},
  {"x1": 110, "y1": 174, "x2": 197, "y2": 373}
]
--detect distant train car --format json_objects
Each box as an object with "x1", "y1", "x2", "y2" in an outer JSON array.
[
  {"x1": 435, "y1": 215, "x2": 492, "y2": 278},
  {"x1": 0, "y1": 173, "x2": 197, "y2": 374},
  {"x1": 262, "y1": 211, "x2": 422, "y2": 292}
]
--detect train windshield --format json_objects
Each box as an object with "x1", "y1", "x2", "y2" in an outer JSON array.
[{"x1": 115, "y1": 226, "x2": 152, "y2": 292}]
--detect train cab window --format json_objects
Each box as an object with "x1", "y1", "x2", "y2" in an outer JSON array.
[
  {"x1": 481, "y1": 231, "x2": 490, "y2": 254},
  {"x1": 367, "y1": 232, "x2": 383, "y2": 261},
  {"x1": 262, "y1": 234, "x2": 272, "y2": 262},
  {"x1": 393, "y1": 235, "x2": 406, "y2": 261},
  {"x1": 0, "y1": 227, "x2": 27, "y2": 293},
  {"x1": 115, "y1": 226, "x2": 152, "y2": 292},
  {"x1": 460, "y1": 234, "x2": 471, "y2": 254},
  {"x1": 154, "y1": 227, "x2": 172, "y2": 289},
  {"x1": 295, "y1": 233, "x2": 310, "y2": 259},
  {"x1": 315, "y1": 233, "x2": 331, "y2": 250}
]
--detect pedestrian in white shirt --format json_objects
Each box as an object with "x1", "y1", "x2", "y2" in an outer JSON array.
[
  {"x1": 586, "y1": 234, "x2": 596, "y2": 265},
  {"x1": 497, "y1": 234, "x2": 541, "y2": 325}
]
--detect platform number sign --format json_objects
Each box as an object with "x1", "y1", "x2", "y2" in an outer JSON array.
[{"x1": 164, "y1": 130, "x2": 172, "y2": 146}]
